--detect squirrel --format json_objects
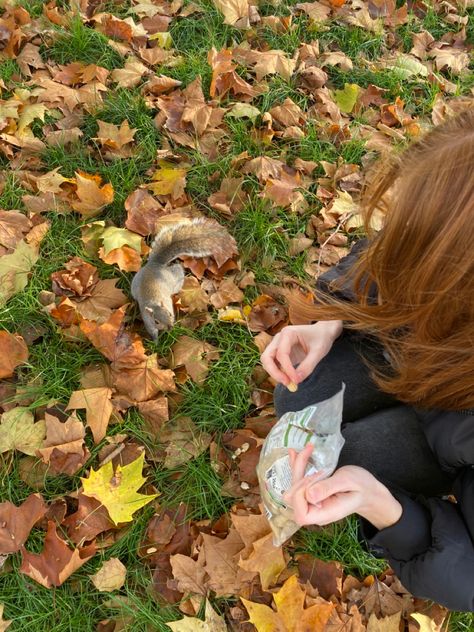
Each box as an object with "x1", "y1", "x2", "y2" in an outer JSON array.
[{"x1": 131, "y1": 217, "x2": 236, "y2": 339}]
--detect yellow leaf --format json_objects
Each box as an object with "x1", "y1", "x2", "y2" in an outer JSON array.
[
  {"x1": 0, "y1": 240, "x2": 39, "y2": 306},
  {"x1": 166, "y1": 601, "x2": 228, "y2": 632},
  {"x1": 148, "y1": 161, "x2": 187, "y2": 199},
  {"x1": 212, "y1": 0, "x2": 250, "y2": 27},
  {"x1": 149, "y1": 32, "x2": 173, "y2": 48},
  {"x1": 0, "y1": 408, "x2": 46, "y2": 456},
  {"x1": 100, "y1": 227, "x2": 143, "y2": 255},
  {"x1": 71, "y1": 171, "x2": 114, "y2": 218},
  {"x1": 334, "y1": 83, "x2": 361, "y2": 114},
  {"x1": 273, "y1": 575, "x2": 305, "y2": 632},
  {"x1": 17, "y1": 103, "x2": 46, "y2": 137},
  {"x1": 241, "y1": 598, "x2": 285, "y2": 632},
  {"x1": 90, "y1": 558, "x2": 127, "y2": 592},
  {"x1": 81, "y1": 452, "x2": 158, "y2": 525},
  {"x1": 218, "y1": 307, "x2": 246, "y2": 323},
  {"x1": 411, "y1": 613, "x2": 441, "y2": 632}
]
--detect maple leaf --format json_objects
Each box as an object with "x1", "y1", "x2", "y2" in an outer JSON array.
[
  {"x1": 212, "y1": 0, "x2": 250, "y2": 27},
  {"x1": 36, "y1": 412, "x2": 89, "y2": 475},
  {"x1": 170, "y1": 336, "x2": 220, "y2": 384},
  {"x1": 110, "y1": 353, "x2": 176, "y2": 402},
  {"x1": 0, "y1": 210, "x2": 31, "y2": 253},
  {"x1": 20, "y1": 521, "x2": 96, "y2": 588},
  {"x1": 0, "y1": 493, "x2": 46, "y2": 554},
  {"x1": 242, "y1": 575, "x2": 334, "y2": 632},
  {"x1": 0, "y1": 407, "x2": 46, "y2": 456},
  {"x1": 148, "y1": 161, "x2": 188, "y2": 199},
  {"x1": 66, "y1": 387, "x2": 113, "y2": 444},
  {"x1": 367, "y1": 612, "x2": 401, "y2": 631},
  {"x1": 159, "y1": 417, "x2": 212, "y2": 468},
  {"x1": 94, "y1": 120, "x2": 137, "y2": 158},
  {"x1": 169, "y1": 551, "x2": 207, "y2": 596},
  {"x1": 0, "y1": 239, "x2": 39, "y2": 306},
  {"x1": 63, "y1": 493, "x2": 115, "y2": 545},
  {"x1": 410, "y1": 613, "x2": 441, "y2": 632},
  {"x1": 81, "y1": 452, "x2": 158, "y2": 525},
  {"x1": 238, "y1": 532, "x2": 286, "y2": 590},
  {"x1": 110, "y1": 57, "x2": 149, "y2": 88},
  {"x1": 124, "y1": 189, "x2": 165, "y2": 236},
  {"x1": 209, "y1": 278, "x2": 245, "y2": 310},
  {"x1": 71, "y1": 171, "x2": 114, "y2": 218},
  {"x1": 0, "y1": 330, "x2": 28, "y2": 378},
  {"x1": 80, "y1": 306, "x2": 148, "y2": 368},
  {"x1": 90, "y1": 558, "x2": 127, "y2": 592},
  {"x1": 176, "y1": 276, "x2": 209, "y2": 312},
  {"x1": 166, "y1": 601, "x2": 227, "y2": 631}
]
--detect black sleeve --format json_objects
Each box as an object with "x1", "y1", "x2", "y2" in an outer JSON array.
[
  {"x1": 360, "y1": 482, "x2": 474, "y2": 612},
  {"x1": 315, "y1": 238, "x2": 377, "y2": 303}
]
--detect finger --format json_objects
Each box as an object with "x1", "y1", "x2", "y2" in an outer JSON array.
[
  {"x1": 291, "y1": 484, "x2": 312, "y2": 526},
  {"x1": 304, "y1": 492, "x2": 360, "y2": 526},
  {"x1": 295, "y1": 349, "x2": 325, "y2": 382},
  {"x1": 275, "y1": 336, "x2": 299, "y2": 384},
  {"x1": 305, "y1": 470, "x2": 351, "y2": 504},
  {"x1": 288, "y1": 448, "x2": 296, "y2": 469},
  {"x1": 261, "y1": 344, "x2": 291, "y2": 385},
  {"x1": 283, "y1": 471, "x2": 320, "y2": 505},
  {"x1": 291, "y1": 443, "x2": 314, "y2": 483}
]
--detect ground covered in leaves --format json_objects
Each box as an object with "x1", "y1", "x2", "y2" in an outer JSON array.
[{"x1": 0, "y1": 0, "x2": 473, "y2": 629}]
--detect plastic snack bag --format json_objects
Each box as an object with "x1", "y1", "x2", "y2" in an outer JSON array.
[{"x1": 257, "y1": 384, "x2": 345, "y2": 546}]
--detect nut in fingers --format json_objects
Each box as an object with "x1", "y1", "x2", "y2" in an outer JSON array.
[{"x1": 287, "y1": 381, "x2": 298, "y2": 392}]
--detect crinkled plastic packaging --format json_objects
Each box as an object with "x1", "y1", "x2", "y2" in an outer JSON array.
[{"x1": 257, "y1": 384, "x2": 345, "y2": 546}]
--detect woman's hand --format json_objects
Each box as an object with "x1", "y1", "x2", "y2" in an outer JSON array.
[
  {"x1": 283, "y1": 444, "x2": 403, "y2": 531},
  {"x1": 260, "y1": 320, "x2": 343, "y2": 387}
]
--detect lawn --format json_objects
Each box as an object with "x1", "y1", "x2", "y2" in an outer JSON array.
[{"x1": 0, "y1": 0, "x2": 473, "y2": 630}]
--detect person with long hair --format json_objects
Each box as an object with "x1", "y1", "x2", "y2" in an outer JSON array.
[{"x1": 261, "y1": 108, "x2": 474, "y2": 611}]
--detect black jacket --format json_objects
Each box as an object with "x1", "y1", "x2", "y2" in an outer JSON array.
[{"x1": 316, "y1": 240, "x2": 474, "y2": 612}]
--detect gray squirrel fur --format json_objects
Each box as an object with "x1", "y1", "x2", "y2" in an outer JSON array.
[{"x1": 131, "y1": 217, "x2": 235, "y2": 339}]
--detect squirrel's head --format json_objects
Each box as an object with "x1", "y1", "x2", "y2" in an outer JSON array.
[{"x1": 145, "y1": 304, "x2": 174, "y2": 334}]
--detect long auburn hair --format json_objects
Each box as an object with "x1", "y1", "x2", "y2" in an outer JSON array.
[{"x1": 292, "y1": 108, "x2": 474, "y2": 411}]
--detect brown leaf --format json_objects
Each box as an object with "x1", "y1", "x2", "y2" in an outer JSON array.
[
  {"x1": 0, "y1": 210, "x2": 31, "y2": 253},
  {"x1": 20, "y1": 521, "x2": 96, "y2": 588},
  {"x1": 94, "y1": 120, "x2": 137, "y2": 158},
  {"x1": 37, "y1": 412, "x2": 89, "y2": 475},
  {"x1": 73, "y1": 279, "x2": 128, "y2": 323},
  {"x1": 66, "y1": 388, "x2": 113, "y2": 444},
  {"x1": 176, "y1": 276, "x2": 209, "y2": 313},
  {"x1": 64, "y1": 493, "x2": 115, "y2": 545},
  {"x1": 208, "y1": 176, "x2": 247, "y2": 216},
  {"x1": 170, "y1": 551, "x2": 207, "y2": 596},
  {"x1": 71, "y1": 171, "x2": 114, "y2": 218},
  {"x1": 124, "y1": 189, "x2": 165, "y2": 236},
  {"x1": 209, "y1": 278, "x2": 244, "y2": 310},
  {"x1": 160, "y1": 417, "x2": 212, "y2": 468},
  {"x1": 51, "y1": 257, "x2": 99, "y2": 298},
  {"x1": 0, "y1": 331, "x2": 28, "y2": 378},
  {"x1": 247, "y1": 294, "x2": 288, "y2": 334},
  {"x1": 137, "y1": 397, "x2": 169, "y2": 439},
  {"x1": 0, "y1": 493, "x2": 46, "y2": 554},
  {"x1": 242, "y1": 156, "x2": 284, "y2": 182},
  {"x1": 202, "y1": 528, "x2": 244, "y2": 596},
  {"x1": 80, "y1": 306, "x2": 148, "y2": 368},
  {"x1": 170, "y1": 336, "x2": 220, "y2": 384},
  {"x1": 110, "y1": 353, "x2": 176, "y2": 402},
  {"x1": 111, "y1": 57, "x2": 149, "y2": 88},
  {"x1": 238, "y1": 532, "x2": 286, "y2": 590},
  {"x1": 296, "y1": 554, "x2": 343, "y2": 600}
]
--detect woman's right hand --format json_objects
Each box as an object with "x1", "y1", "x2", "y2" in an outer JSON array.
[{"x1": 260, "y1": 320, "x2": 343, "y2": 387}]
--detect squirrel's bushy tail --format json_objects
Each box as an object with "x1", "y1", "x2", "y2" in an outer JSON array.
[{"x1": 148, "y1": 217, "x2": 236, "y2": 266}]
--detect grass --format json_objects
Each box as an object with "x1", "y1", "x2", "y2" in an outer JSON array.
[{"x1": 1, "y1": 0, "x2": 473, "y2": 629}]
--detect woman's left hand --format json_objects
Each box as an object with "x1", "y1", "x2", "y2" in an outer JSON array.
[{"x1": 283, "y1": 444, "x2": 403, "y2": 531}]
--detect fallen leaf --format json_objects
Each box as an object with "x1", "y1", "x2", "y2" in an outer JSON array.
[
  {"x1": 125, "y1": 189, "x2": 165, "y2": 236},
  {"x1": 0, "y1": 331, "x2": 28, "y2": 378},
  {"x1": 176, "y1": 276, "x2": 209, "y2": 312},
  {"x1": 63, "y1": 493, "x2": 115, "y2": 545},
  {"x1": 94, "y1": 120, "x2": 137, "y2": 158},
  {"x1": 0, "y1": 210, "x2": 31, "y2": 252},
  {"x1": 0, "y1": 493, "x2": 46, "y2": 554},
  {"x1": 20, "y1": 521, "x2": 96, "y2": 588},
  {"x1": 242, "y1": 575, "x2": 334, "y2": 632},
  {"x1": 71, "y1": 171, "x2": 114, "y2": 219},
  {"x1": 170, "y1": 336, "x2": 220, "y2": 384},
  {"x1": 0, "y1": 408, "x2": 46, "y2": 456},
  {"x1": 111, "y1": 57, "x2": 149, "y2": 88},
  {"x1": 81, "y1": 452, "x2": 158, "y2": 525},
  {"x1": 212, "y1": 0, "x2": 250, "y2": 27},
  {"x1": 166, "y1": 601, "x2": 227, "y2": 631},
  {"x1": 170, "y1": 551, "x2": 207, "y2": 596},
  {"x1": 37, "y1": 412, "x2": 89, "y2": 475},
  {"x1": 367, "y1": 612, "x2": 402, "y2": 631},
  {"x1": 148, "y1": 161, "x2": 187, "y2": 199},
  {"x1": 410, "y1": 613, "x2": 440, "y2": 632},
  {"x1": 90, "y1": 558, "x2": 127, "y2": 592},
  {"x1": 334, "y1": 83, "x2": 361, "y2": 113},
  {"x1": 238, "y1": 532, "x2": 286, "y2": 590},
  {"x1": 67, "y1": 388, "x2": 113, "y2": 444},
  {"x1": 0, "y1": 240, "x2": 39, "y2": 306},
  {"x1": 160, "y1": 417, "x2": 212, "y2": 468}
]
